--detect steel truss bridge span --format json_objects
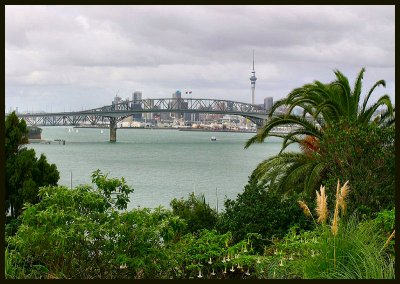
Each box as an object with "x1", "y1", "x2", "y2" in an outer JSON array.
[{"x1": 14, "y1": 98, "x2": 269, "y2": 142}]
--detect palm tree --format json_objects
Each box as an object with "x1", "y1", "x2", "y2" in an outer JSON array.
[{"x1": 245, "y1": 68, "x2": 394, "y2": 194}]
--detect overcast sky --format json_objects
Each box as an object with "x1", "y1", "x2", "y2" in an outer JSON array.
[{"x1": 5, "y1": 5, "x2": 395, "y2": 113}]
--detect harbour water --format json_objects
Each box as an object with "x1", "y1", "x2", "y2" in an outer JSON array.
[{"x1": 27, "y1": 127, "x2": 297, "y2": 211}]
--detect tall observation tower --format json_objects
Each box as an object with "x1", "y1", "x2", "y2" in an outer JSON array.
[{"x1": 249, "y1": 50, "x2": 257, "y2": 105}]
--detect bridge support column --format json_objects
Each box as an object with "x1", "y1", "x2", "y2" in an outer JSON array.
[{"x1": 110, "y1": 118, "x2": 117, "y2": 142}]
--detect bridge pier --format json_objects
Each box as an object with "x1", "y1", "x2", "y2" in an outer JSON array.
[{"x1": 110, "y1": 118, "x2": 117, "y2": 142}]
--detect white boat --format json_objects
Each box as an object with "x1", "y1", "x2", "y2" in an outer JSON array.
[
  {"x1": 211, "y1": 136, "x2": 217, "y2": 141},
  {"x1": 68, "y1": 128, "x2": 71, "y2": 133},
  {"x1": 75, "y1": 129, "x2": 78, "y2": 133},
  {"x1": 101, "y1": 129, "x2": 104, "y2": 134}
]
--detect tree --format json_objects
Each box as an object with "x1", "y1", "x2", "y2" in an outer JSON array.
[
  {"x1": 5, "y1": 112, "x2": 60, "y2": 219},
  {"x1": 5, "y1": 111, "x2": 28, "y2": 160},
  {"x1": 170, "y1": 193, "x2": 218, "y2": 234},
  {"x1": 217, "y1": 176, "x2": 312, "y2": 250},
  {"x1": 319, "y1": 120, "x2": 395, "y2": 216},
  {"x1": 6, "y1": 171, "x2": 191, "y2": 279},
  {"x1": 244, "y1": 68, "x2": 395, "y2": 196}
]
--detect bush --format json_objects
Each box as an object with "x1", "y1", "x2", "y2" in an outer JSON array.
[
  {"x1": 320, "y1": 121, "x2": 395, "y2": 217},
  {"x1": 269, "y1": 182, "x2": 395, "y2": 279},
  {"x1": 5, "y1": 170, "x2": 193, "y2": 279},
  {"x1": 217, "y1": 176, "x2": 312, "y2": 250},
  {"x1": 168, "y1": 229, "x2": 267, "y2": 279},
  {"x1": 170, "y1": 192, "x2": 218, "y2": 234}
]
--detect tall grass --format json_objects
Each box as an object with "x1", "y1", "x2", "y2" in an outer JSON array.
[
  {"x1": 305, "y1": 217, "x2": 395, "y2": 279},
  {"x1": 5, "y1": 247, "x2": 26, "y2": 279},
  {"x1": 295, "y1": 181, "x2": 395, "y2": 279}
]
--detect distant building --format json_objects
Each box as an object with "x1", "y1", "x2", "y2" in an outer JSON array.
[
  {"x1": 172, "y1": 90, "x2": 181, "y2": 100},
  {"x1": 170, "y1": 90, "x2": 183, "y2": 120},
  {"x1": 113, "y1": 95, "x2": 122, "y2": 105},
  {"x1": 143, "y1": 99, "x2": 154, "y2": 121},
  {"x1": 160, "y1": 112, "x2": 171, "y2": 121},
  {"x1": 132, "y1": 91, "x2": 142, "y2": 102},
  {"x1": 131, "y1": 91, "x2": 142, "y2": 120},
  {"x1": 264, "y1": 97, "x2": 273, "y2": 112}
]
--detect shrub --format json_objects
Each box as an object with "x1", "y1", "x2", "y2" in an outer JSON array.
[
  {"x1": 5, "y1": 170, "x2": 192, "y2": 279},
  {"x1": 217, "y1": 176, "x2": 312, "y2": 250},
  {"x1": 320, "y1": 121, "x2": 395, "y2": 217},
  {"x1": 169, "y1": 229, "x2": 268, "y2": 279},
  {"x1": 274, "y1": 182, "x2": 396, "y2": 279},
  {"x1": 170, "y1": 192, "x2": 218, "y2": 234}
]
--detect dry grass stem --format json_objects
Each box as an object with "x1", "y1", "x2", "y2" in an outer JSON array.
[
  {"x1": 331, "y1": 180, "x2": 341, "y2": 236},
  {"x1": 298, "y1": 200, "x2": 312, "y2": 217},
  {"x1": 383, "y1": 230, "x2": 395, "y2": 250},
  {"x1": 316, "y1": 185, "x2": 328, "y2": 224},
  {"x1": 338, "y1": 181, "x2": 350, "y2": 216}
]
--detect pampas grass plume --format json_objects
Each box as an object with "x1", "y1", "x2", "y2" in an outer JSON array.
[{"x1": 316, "y1": 185, "x2": 328, "y2": 224}]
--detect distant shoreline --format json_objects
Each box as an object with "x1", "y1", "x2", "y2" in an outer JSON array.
[{"x1": 72, "y1": 125, "x2": 256, "y2": 133}]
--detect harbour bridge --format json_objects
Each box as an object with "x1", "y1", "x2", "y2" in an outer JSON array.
[{"x1": 12, "y1": 98, "x2": 269, "y2": 142}]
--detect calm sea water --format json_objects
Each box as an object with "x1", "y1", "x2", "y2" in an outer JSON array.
[{"x1": 27, "y1": 127, "x2": 296, "y2": 211}]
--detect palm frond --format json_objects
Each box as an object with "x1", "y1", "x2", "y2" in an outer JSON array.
[
  {"x1": 245, "y1": 114, "x2": 324, "y2": 149},
  {"x1": 359, "y1": 95, "x2": 393, "y2": 124},
  {"x1": 352, "y1": 68, "x2": 366, "y2": 112},
  {"x1": 361, "y1": 79, "x2": 386, "y2": 114},
  {"x1": 304, "y1": 161, "x2": 325, "y2": 194}
]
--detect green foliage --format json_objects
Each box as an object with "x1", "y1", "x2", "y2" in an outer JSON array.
[
  {"x1": 370, "y1": 208, "x2": 395, "y2": 256},
  {"x1": 245, "y1": 68, "x2": 395, "y2": 200},
  {"x1": 373, "y1": 208, "x2": 395, "y2": 233},
  {"x1": 217, "y1": 176, "x2": 312, "y2": 250},
  {"x1": 169, "y1": 229, "x2": 267, "y2": 279},
  {"x1": 5, "y1": 111, "x2": 29, "y2": 159},
  {"x1": 320, "y1": 121, "x2": 395, "y2": 216},
  {"x1": 111, "y1": 207, "x2": 186, "y2": 279},
  {"x1": 170, "y1": 192, "x2": 218, "y2": 234},
  {"x1": 6, "y1": 171, "x2": 192, "y2": 279},
  {"x1": 5, "y1": 247, "x2": 49, "y2": 279},
  {"x1": 270, "y1": 215, "x2": 395, "y2": 279},
  {"x1": 5, "y1": 112, "x2": 60, "y2": 219},
  {"x1": 91, "y1": 169, "x2": 134, "y2": 210}
]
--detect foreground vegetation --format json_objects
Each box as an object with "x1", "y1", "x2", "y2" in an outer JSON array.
[
  {"x1": 5, "y1": 68, "x2": 395, "y2": 279},
  {"x1": 5, "y1": 175, "x2": 395, "y2": 279}
]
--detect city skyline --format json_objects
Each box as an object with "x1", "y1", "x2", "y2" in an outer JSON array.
[{"x1": 5, "y1": 5, "x2": 395, "y2": 113}]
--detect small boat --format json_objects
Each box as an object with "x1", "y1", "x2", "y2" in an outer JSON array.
[
  {"x1": 211, "y1": 136, "x2": 217, "y2": 141},
  {"x1": 68, "y1": 128, "x2": 71, "y2": 133},
  {"x1": 100, "y1": 129, "x2": 104, "y2": 134},
  {"x1": 75, "y1": 129, "x2": 78, "y2": 133}
]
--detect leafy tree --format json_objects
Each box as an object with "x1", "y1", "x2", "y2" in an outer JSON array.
[
  {"x1": 217, "y1": 176, "x2": 312, "y2": 250},
  {"x1": 320, "y1": 120, "x2": 395, "y2": 216},
  {"x1": 5, "y1": 111, "x2": 29, "y2": 159},
  {"x1": 7, "y1": 171, "x2": 187, "y2": 279},
  {"x1": 5, "y1": 112, "x2": 59, "y2": 219},
  {"x1": 245, "y1": 68, "x2": 395, "y2": 196},
  {"x1": 170, "y1": 192, "x2": 219, "y2": 234}
]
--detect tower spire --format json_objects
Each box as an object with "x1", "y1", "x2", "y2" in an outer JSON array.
[
  {"x1": 253, "y1": 49, "x2": 255, "y2": 71},
  {"x1": 250, "y1": 50, "x2": 257, "y2": 105}
]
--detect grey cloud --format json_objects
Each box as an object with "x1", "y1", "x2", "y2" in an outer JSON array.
[{"x1": 5, "y1": 5, "x2": 395, "y2": 112}]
